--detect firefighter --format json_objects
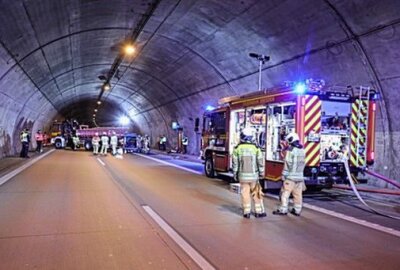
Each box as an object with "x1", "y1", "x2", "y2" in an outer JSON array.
[
  {"x1": 92, "y1": 132, "x2": 100, "y2": 155},
  {"x1": 160, "y1": 135, "x2": 167, "y2": 151},
  {"x1": 182, "y1": 135, "x2": 188, "y2": 154},
  {"x1": 232, "y1": 127, "x2": 266, "y2": 219},
  {"x1": 273, "y1": 132, "x2": 306, "y2": 216},
  {"x1": 110, "y1": 131, "x2": 118, "y2": 156},
  {"x1": 142, "y1": 135, "x2": 150, "y2": 154},
  {"x1": 100, "y1": 132, "x2": 109, "y2": 156},
  {"x1": 72, "y1": 133, "x2": 80, "y2": 151},
  {"x1": 35, "y1": 130, "x2": 44, "y2": 153},
  {"x1": 19, "y1": 128, "x2": 30, "y2": 158}
]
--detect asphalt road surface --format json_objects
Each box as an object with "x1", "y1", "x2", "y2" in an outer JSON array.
[{"x1": 0, "y1": 150, "x2": 399, "y2": 270}]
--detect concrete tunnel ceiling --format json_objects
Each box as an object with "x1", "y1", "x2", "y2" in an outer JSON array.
[{"x1": 0, "y1": 0, "x2": 400, "y2": 180}]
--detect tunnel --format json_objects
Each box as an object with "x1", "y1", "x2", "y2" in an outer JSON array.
[{"x1": 0, "y1": 1, "x2": 400, "y2": 269}]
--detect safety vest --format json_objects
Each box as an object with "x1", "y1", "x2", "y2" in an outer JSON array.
[
  {"x1": 20, "y1": 132, "x2": 28, "y2": 143},
  {"x1": 110, "y1": 135, "x2": 118, "y2": 145},
  {"x1": 232, "y1": 143, "x2": 264, "y2": 182},
  {"x1": 101, "y1": 135, "x2": 109, "y2": 145},
  {"x1": 282, "y1": 146, "x2": 306, "y2": 182},
  {"x1": 92, "y1": 136, "x2": 100, "y2": 145},
  {"x1": 182, "y1": 137, "x2": 188, "y2": 145}
]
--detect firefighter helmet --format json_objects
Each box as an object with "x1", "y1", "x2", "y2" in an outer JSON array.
[
  {"x1": 240, "y1": 127, "x2": 254, "y2": 142},
  {"x1": 285, "y1": 132, "x2": 300, "y2": 144}
]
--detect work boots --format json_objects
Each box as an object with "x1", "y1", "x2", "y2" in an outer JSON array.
[
  {"x1": 272, "y1": 210, "x2": 288, "y2": 215},
  {"x1": 290, "y1": 209, "x2": 301, "y2": 216},
  {"x1": 254, "y1": 212, "x2": 267, "y2": 218}
]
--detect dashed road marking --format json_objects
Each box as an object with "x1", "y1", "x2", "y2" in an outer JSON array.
[
  {"x1": 0, "y1": 149, "x2": 55, "y2": 186},
  {"x1": 96, "y1": 158, "x2": 106, "y2": 166},
  {"x1": 142, "y1": 205, "x2": 215, "y2": 270}
]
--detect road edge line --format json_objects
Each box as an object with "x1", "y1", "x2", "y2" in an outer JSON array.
[
  {"x1": 135, "y1": 153, "x2": 202, "y2": 175},
  {"x1": 0, "y1": 149, "x2": 56, "y2": 186}
]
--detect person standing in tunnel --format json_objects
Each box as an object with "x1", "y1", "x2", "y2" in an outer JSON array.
[
  {"x1": 232, "y1": 128, "x2": 266, "y2": 219},
  {"x1": 182, "y1": 135, "x2": 188, "y2": 154},
  {"x1": 19, "y1": 128, "x2": 30, "y2": 158},
  {"x1": 92, "y1": 132, "x2": 100, "y2": 155},
  {"x1": 160, "y1": 135, "x2": 167, "y2": 151},
  {"x1": 273, "y1": 132, "x2": 306, "y2": 216},
  {"x1": 100, "y1": 132, "x2": 109, "y2": 156},
  {"x1": 110, "y1": 131, "x2": 118, "y2": 156},
  {"x1": 35, "y1": 129, "x2": 44, "y2": 153}
]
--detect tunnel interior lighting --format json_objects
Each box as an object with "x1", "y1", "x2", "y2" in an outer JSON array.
[
  {"x1": 94, "y1": 109, "x2": 98, "y2": 112},
  {"x1": 124, "y1": 44, "x2": 136, "y2": 55},
  {"x1": 97, "y1": 100, "x2": 102, "y2": 105},
  {"x1": 294, "y1": 82, "x2": 306, "y2": 94},
  {"x1": 103, "y1": 83, "x2": 111, "y2": 91},
  {"x1": 119, "y1": 116, "x2": 130, "y2": 126},
  {"x1": 205, "y1": 105, "x2": 215, "y2": 111},
  {"x1": 93, "y1": 114, "x2": 96, "y2": 117}
]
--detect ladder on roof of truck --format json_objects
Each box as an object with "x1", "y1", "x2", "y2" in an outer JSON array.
[{"x1": 354, "y1": 86, "x2": 370, "y2": 168}]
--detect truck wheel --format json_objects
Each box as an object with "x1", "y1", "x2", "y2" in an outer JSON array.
[
  {"x1": 205, "y1": 157, "x2": 215, "y2": 178},
  {"x1": 84, "y1": 141, "x2": 92, "y2": 151},
  {"x1": 54, "y1": 140, "x2": 62, "y2": 149}
]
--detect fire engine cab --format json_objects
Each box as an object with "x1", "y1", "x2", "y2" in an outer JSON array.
[{"x1": 201, "y1": 79, "x2": 378, "y2": 190}]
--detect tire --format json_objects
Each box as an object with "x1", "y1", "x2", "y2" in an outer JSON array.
[
  {"x1": 54, "y1": 140, "x2": 63, "y2": 149},
  {"x1": 204, "y1": 156, "x2": 215, "y2": 178},
  {"x1": 84, "y1": 141, "x2": 92, "y2": 151}
]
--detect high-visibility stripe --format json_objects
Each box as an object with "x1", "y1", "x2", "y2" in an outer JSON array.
[
  {"x1": 305, "y1": 102, "x2": 321, "y2": 122},
  {"x1": 303, "y1": 95, "x2": 321, "y2": 166},
  {"x1": 306, "y1": 144, "x2": 320, "y2": 162}
]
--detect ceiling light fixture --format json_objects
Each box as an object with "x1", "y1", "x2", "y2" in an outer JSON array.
[
  {"x1": 97, "y1": 100, "x2": 102, "y2": 105},
  {"x1": 124, "y1": 44, "x2": 136, "y2": 55},
  {"x1": 102, "y1": 82, "x2": 111, "y2": 91}
]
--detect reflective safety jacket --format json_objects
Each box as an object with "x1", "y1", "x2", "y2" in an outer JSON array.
[
  {"x1": 110, "y1": 135, "x2": 118, "y2": 145},
  {"x1": 101, "y1": 135, "x2": 109, "y2": 145},
  {"x1": 232, "y1": 143, "x2": 264, "y2": 182},
  {"x1": 282, "y1": 146, "x2": 306, "y2": 182},
  {"x1": 92, "y1": 136, "x2": 100, "y2": 145},
  {"x1": 20, "y1": 132, "x2": 28, "y2": 143},
  {"x1": 182, "y1": 137, "x2": 188, "y2": 145}
]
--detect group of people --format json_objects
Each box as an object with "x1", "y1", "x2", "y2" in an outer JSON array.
[
  {"x1": 136, "y1": 135, "x2": 151, "y2": 154},
  {"x1": 91, "y1": 131, "x2": 120, "y2": 156},
  {"x1": 19, "y1": 129, "x2": 48, "y2": 158},
  {"x1": 158, "y1": 134, "x2": 189, "y2": 154},
  {"x1": 233, "y1": 128, "x2": 306, "y2": 218}
]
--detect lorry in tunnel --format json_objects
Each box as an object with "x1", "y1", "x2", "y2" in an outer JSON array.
[
  {"x1": 51, "y1": 124, "x2": 128, "y2": 151},
  {"x1": 200, "y1": 80, "x2": 378, "y2": 190}
]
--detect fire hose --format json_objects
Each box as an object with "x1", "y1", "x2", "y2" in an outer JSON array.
[
  {"x1": 363, "y1": 169, "x2": 400, "y2": 189},
  {"x1": 343, "y1": 158, "x2": 400, "y2": 220}
]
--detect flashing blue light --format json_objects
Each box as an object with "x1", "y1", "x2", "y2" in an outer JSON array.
[
  {"x1": 294, "y1": 83, "x2": 306, "y2": 94},
  {"x1": 205, "y1": 105, "x2": 215, "y2": 111}
]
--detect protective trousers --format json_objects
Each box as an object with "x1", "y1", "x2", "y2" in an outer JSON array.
[
  {"x1": 240, "y1": 181, "x2": 265, "y2": 215},
  {"x1": 93, "y1": 144, "x2": 99, "y2": 155},
  {"x1": 100, "y1": 144, "x2": 108, "y2": 155},
  {"x1": 111, "y1": 143, "x2": 117, "y2": 155},
  {"x1": 278, "y1": 180, "x2": 303, "y2": 214}
]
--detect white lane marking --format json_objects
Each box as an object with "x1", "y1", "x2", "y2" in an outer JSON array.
[
  {"x1": 96, "y1": 158, "x2": 106, "y2": 166},
  {"x1": 264, "y1": 194, "x2": 400, "y2": 238},
  {"x1": 134, "y1": 154, "x2": 400, "y2": 238},
  {"x1": 142, "y1": 205, "x2": 215, "y2": 270},
  {"x1": 135, "y1": 153, "x2": 202, "y2": 175},
  {"x1": 0, "y1": 149, "x2": 56, "y2": 186}
]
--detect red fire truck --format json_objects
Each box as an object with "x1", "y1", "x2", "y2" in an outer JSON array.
[{"x1": 201, "y1": 80, "x2": 378, "y2": 189}]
